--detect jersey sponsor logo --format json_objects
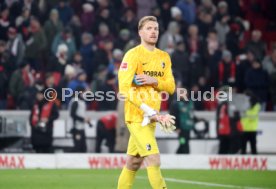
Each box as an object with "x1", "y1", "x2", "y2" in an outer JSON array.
[
  {"x1": 143, "y1": 71, "x2": 164, "y2": 77},
  {"x1": 146, "y1": 144, "x2": 151, "y2": 151},
  {"x1": 120, "y1": 62, "x2": 128, "y2": 70},
  {"x1": 161, "y1": 62, "x2": 165, "y2": 68}
]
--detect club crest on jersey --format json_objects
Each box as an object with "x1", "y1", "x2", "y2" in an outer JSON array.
[
  {"x1": 120, "y1": 62, "x2": 128, "y2": 71},
  {"x1": 146, "y1": 144, "x2": 151, "y2": 151},
  {"x1": 161, "y1": 62, "x2": 165, "y2": 68}
]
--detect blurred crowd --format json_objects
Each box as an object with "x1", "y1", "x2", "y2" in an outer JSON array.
[{"x1": 0, "y1": 0, "x2": 276, "y2": 111}]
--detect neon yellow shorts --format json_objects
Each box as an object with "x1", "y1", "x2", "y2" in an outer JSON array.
[{"x1": 126, "y1": 122, "x2": 159, "y2": 157}]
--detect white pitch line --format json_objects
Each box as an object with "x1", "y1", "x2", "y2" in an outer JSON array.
[{"x1": 137, "y1": 176, "x2": 267, "y2": 189}]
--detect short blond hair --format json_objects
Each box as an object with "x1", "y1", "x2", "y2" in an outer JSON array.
[{"x1": 138, "y1": 16, "x2": 157, "y2": 30}]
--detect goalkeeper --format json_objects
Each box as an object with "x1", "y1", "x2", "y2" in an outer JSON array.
[{"x1": 117, "y1": 16, "x2": 176, "y2": 189}]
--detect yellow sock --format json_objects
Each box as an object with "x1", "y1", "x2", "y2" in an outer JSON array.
[
  {"x1": 147, "y1": 166, "x2": 167, "y2": 189},
  {"x1": 117, "y1": 167, "x2": 136, "y2": 189}
]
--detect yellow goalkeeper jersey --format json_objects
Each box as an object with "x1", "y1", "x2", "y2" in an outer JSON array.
[{"x1": 118, "y1": 44, "x2": 175, "y2": 123}]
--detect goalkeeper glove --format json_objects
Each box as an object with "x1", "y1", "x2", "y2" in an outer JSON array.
[
  {"x1": 140, "y1": 104, "x2": 176, "y2": 133},
  {"x1": 140, "y1": 103, "x2": 157, "y2": 126},
  {"x1": 155, "y1": 114, "x2": 176, "y2": 133}
]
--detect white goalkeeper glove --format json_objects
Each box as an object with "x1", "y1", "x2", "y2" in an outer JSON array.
[
  {"x1": 140, "y1": 103, "x2": 157, "y2": 126},
  {"x1": 155, "y1": 114, "x2": 176, "y2": 133}
]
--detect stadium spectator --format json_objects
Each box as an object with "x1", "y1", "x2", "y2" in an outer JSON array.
[
  {"x1": 108, "y1": 48, "x2": 123, "y2": 76},
  {"x1": 19, "y1": 0, "x2": 39, "y2": 18},
  {"x1": 43, "y1": 9, "x2": 63, "y2": 53},
  {"x1": 0, "y1": 41, "x2": 8, "y2": 109},
  {"x1": 45, "y1": 73, "x2": 59, "y2": 103},
  {"x1": 228, "y1": 88, "x2": 243, "y2": 154},
  {"x1": 79, "y1": 32, "x2": 94, "y2": 81},
  {"x1": 0, "y1": 6, "x2": 11, "y2": 41},
  {"x1": 185, "y1": 24, "x2": 204, "y2": 59},
  {"x1": 67, "y1": 71, "x2": 88, "y2": 93},
  {"x1": 136, "y1": 0, "x2": 157, "y2": 19},
  {"x1": 218, "y1": 50, "x2": 236, "y2": 87},
  {"x1": 198, "y1": 0, "x2": 216, "y2": 16},
  {"x1": 90, "y1": 65, "x2": 107, "y2": 94},
  {"x1": 214, "y1": 13, "x2": 230, "y2": 46},
  {"x1": 246, "y1": 30, "x2": 266, "y2": 61},
  {"x1": 204, "y1": 30, "x2": 220, "y2": 85},
  {"x1": 204, "y1": 29, "x2": 219, "y2": 58},
  {"x1": 171, "y1": 41, "x2": 189, "y2": 86},
  {"x1": 24, "y1": 18, "x2": 47, "y2": 71},
  {"x1": 93, "y1": 39, "x2": 113, "y2": 69},
  {"x1": 226, "y1": 23, "x2": 242, "y2": 58},
  {"x1": 94, "y1": 23, "x2": 114, "y2": 48},
  {"x1": 80, "y1": 3, "x2": 95, "y2": 33},
  {"x1": 159, "y1": 21, "x2": 183, "y2": 54},
  {"x1": 176, "y1": 0, "x2": 196, "y2": 25},
  {"x1": 241, "y1": 91, "x2": 261, "y2": 154},
  {"x1": 214, "y1": 1, "x2": 229, "y2": 22},
  {"x1": 55, "y1": 0, "x2": 74, "y2": 26},
  {"x1": 68, "y1": 15, "x2": 82, "y2": 49},
  {"x1": 216, "y1": 86, "x2": 233, "y2": 154},
  {"x1": 262, "y1": 47, "x2": 276, "y2": 110},
  {"x1": 19, "y1": 73, "x2": 50, "y2": 110},
  {"x1": 97, "y1": 72, "x2": 117, "y2": 111},
  {"x1": 236, "y1": 50, "x2": 255, "y2": 92},
  {"x1": 170, "y1": 6, "x2": 188, "y2": 38},
  {"x1": 96, "y1": 0, "x2": 115, "y2": 19},
  {"x1": 71, "y1": 52, "x2": 84, "y2": 75},
  {"x1": 262, "y1": 46, "x2": 276, "y2": 75},
  {"x1": 114, "y1": 29, "x2": 131, "y2": 51},
  {"x1": 95, "y1": 113, "x2": 117, "y2": 153},
  {"x1": 119, "y1": 8, "x2": 137, "y2": 35},
  {"x1": 121, "y1": 0, "x2": 136, "y2": 12},
  {"x1": 23, "y1": 78, "x2": 45, "y2": 110},
  {"x1": 159, "y1": 0, "x2": 171, "y2": 28},
  {"x1": 9, "y1": 61, "x2": 34, "y2": 108},
  {"x1": 48, "y1": 43, "x2": 69, "y2": 74},
  {"x1": 68, "y1": 86, "x2": 91, "y2": 153},
  {"x1": 6, "y1": 26, "x2": 25, "y2": 67},
  {"x1": 51, "y1": 27, "x2": 76, "y2": 61},
  {"x1": 170, "y1": 86, "x2": 196, "y2": 154},
  {"x1": 29, "y1": 87, "x2": 59, "y2": 153},
  {"x1": 244, "y1": 60, "x2": 269, "y2": 111},
  {"x1": 196, "y1": 11, "x2": 214, "y2": 38},
  {"x1": 65, "y1": 70, "x2": 88, "y2": 106},
  {"x1": 15, "y1": 7, "x2": 31, "y2": 32},
  {"x1": 57, "y1": 64, "x2": 76, "y2": 109},
  {"x1": 239, "y1": 0, "x2": 265, "y2": 23},
  {"x1": 93, "y1": 8, "x2": 116, "y2": 36},
  {"x1": 191, "y1": 83, "x2": 205, "y2": 110}
]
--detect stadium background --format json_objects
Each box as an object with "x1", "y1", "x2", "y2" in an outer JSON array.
[{"x1": 0, "y1": 0, "x2": 276, "y2": 188}]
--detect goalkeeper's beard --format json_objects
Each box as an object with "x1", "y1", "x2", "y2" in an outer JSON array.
[
  {"x1": 143, "y1": 39, "x2": 157, "y2": 46},
  {"x1": 147, "y1": 41, "x2": 156, "y2": 46}
]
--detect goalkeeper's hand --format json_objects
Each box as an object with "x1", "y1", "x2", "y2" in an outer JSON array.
[
  {"x1": 139, "y1": 103, "x2": 176, "y2": 133},
  {"x1": 150, "y1": 114, "x2": 176, "y2": 133}
]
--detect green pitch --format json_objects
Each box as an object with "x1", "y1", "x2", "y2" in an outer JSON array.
[{"x1": 0, "y1": 169, "x2": 276, "y2": 189}]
